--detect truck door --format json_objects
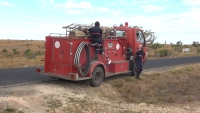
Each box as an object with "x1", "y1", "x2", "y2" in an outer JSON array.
[
  {"x1": 53, "y1": 39, "x2": 71, "y2": 64},
  {"x1": 136, "y1": 30, "x2": 147, "y2": 61},
  {"x1": 52, "y1": 38, "x2": 72, "y2": 75}
]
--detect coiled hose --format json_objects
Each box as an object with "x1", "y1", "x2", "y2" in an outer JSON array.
[{"x1": 74, "y1": 42, "x2": 90, "y2": 77}]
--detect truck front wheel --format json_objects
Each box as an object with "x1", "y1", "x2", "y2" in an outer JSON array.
[
  {"x1": 132, "y1": 63, "x2": 137, "y2": 76},
  {"x1": 90, "y1": 66, "x2": 104, "y2": 87}
]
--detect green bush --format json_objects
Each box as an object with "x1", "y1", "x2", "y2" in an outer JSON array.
[
  {"x1": 12, "y1": 48, "x2": 20, "y2": 55},
  {"x1": 151, "y1": 43, "x2": 164, "y2": 49},
  {"x1": 35, "y1": 51, "x2": 43, "y2": 56},
  {"x1": 24, "y1": 49, "x2": 31, "y2": 55},
  {"x1": 173, "y1": 46, "x2": 183, "y2": 53},
  {"x1": 24, "y1": 49, "x2": 35, "y2": 59},
  {"x1": 197, "y1": 48, "x2": 200, "y2": 54},
  {"x1": 2, "y1": 49, "x2": 8, "y2": 53},
  {"x1": 157, "y1": 49, "x2": 172, "y2": 57}
]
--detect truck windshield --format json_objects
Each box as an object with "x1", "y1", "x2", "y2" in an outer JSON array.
[{"x1": 116, "y1": 30, "x2": 126, "y2": 37}]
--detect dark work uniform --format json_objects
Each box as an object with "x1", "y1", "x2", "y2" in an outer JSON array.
[
  {"x1": 88, "y1": 26, "x2": 103, "y2": 55},
  {"x1": 135, "y1": 50, "x2": 145, "y2": 78}
]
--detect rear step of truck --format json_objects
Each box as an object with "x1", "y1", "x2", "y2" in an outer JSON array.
[{"x1": 36, "y1": 66, "x2": 91, "y2": 81}]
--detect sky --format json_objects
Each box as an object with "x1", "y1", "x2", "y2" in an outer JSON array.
[{"x1": 0, "y1": 0, "x2": 200, "y2": 44}]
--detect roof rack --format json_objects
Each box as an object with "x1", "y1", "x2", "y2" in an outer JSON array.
[{"x1": 62, "y1": 23, "x2": 114, "y2": 32}]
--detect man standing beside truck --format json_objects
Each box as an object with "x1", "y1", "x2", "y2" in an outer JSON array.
[
  {"x1": 135, "y1": 46, "x2": 146, "y2": 79},
  {"x1": 88, "y1": 21, "x2": 103, "y2": 59}
]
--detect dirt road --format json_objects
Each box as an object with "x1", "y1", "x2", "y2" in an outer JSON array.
[{"x1": 0, "y1": 80, "x2": 200, "y2": 113}]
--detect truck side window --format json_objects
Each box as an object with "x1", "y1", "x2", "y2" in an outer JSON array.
[
  {"x1": 136, "y1": 31, "x2": 145, "y2": 45},
  {"x1": 116, "y1": 30, "x2": 126, "y2": 37}
]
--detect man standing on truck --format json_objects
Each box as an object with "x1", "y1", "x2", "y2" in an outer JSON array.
[
  {"x1": 88, "y1": 21, "x2": 103, "y2": 59},
  {"x1": 135, "y1": 46, "x2": 146, "y2": 79}
]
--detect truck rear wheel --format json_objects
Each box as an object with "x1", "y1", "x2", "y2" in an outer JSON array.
[
  {"x1": 90, "y1": 66, "x2": 104, "y2": 87},
  {"x1": 132, "y1": 63, "x2": 137, "y2": 76},
  {"x1": 129, "y1": 61, "x2": 136, "y2": 76}
]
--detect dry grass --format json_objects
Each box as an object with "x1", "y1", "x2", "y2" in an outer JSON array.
[
  {"x1": 0, "y1": 40, "x2": 45, "y2": 68},
  {"x1": 0, "y1": 40, "x2": 200, "y2": 68},
  {"x1": 0, "y1": 107, "x2": 24, "y2": 113},
  {"x1": 147, "y1": 44, "x2": 200, "y2": 59},
  {"x1": 107, "y1": 63, "x2": 200, "y2": 104}
]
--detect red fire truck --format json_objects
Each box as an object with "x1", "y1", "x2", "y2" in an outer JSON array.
[{"x1": 36, "y1": 22, "x2": 147, "y2": 87}]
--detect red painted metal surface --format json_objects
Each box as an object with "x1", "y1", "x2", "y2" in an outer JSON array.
[{"x1": 109, "y1": 60, "x2": 129, "y2": 73}]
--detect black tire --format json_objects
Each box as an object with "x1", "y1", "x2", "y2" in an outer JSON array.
[
  {"x1": 132, "y1": 63, "x2": 137, "y2": 76},
  {"x1": 90, "y1": 66, "x2": 104, "y2": 87},
  {"x1": 129, "y1": 61, "x2": 136, "y2": 76}
]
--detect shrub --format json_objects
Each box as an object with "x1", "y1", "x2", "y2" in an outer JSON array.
[
  {"x1": 157, "y1": 49, "x2": 172, "y2": 57},
  {"x1": 35, "y1": 51, "x2": 43, "y2": 56},
  {"x1": 26, "y1": 43, "x2": 29, "y2": 47},
  {"x1": 12, "y1": 48, "x2": 20, "y2": 55},
  {"x1": 173, "y1": 46, "x2": 183, "y2": 53},
  {"x1": 24, "y1": 49, "x2": 31, "y2": 55},
  {"x1": 151, "y1": 43, "x2": 164, "y2": 49},
  {"x1": 24, "y1": 49, "x2": 35, "y2": 59},
  {"x1": 197, "y1": 48, "x2": 200, "y2": 54},
  {"x1": 37, "y1": 45, "x2": 41, "y2": 48},
  {"x1": 2, "y1": 49, "x2": 8, "y2": 53}
]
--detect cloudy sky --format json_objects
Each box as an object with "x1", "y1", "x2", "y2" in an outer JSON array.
[{"x1": 0, "y1": 0, "x2": 200, "y2": 44}]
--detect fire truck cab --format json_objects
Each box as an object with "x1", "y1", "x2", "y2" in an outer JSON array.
[{"x1": 36, "y1": 22, "x2": 147, "y2": 87}]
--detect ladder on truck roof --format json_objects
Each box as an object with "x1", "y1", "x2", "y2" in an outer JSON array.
[{"x1": 62, "y1": 23, "x2": 114, "y2": 32}]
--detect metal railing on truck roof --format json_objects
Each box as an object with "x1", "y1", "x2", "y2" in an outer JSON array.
[{"x1": 62, "y1": 23, "x2": 113, "y2": 32}]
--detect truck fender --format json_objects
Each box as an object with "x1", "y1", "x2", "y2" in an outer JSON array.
[{"x1": 88, "y1": 61, "x2": 106, "y2": 77}]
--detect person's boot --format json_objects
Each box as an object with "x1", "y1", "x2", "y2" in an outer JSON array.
[
  {"x1": 136, "y1": 71, "x2": 141, "y2": 80},
  {"x1": 99, "y1": 49, "x2": 103, "y2": 55},
  {"x1": 136, "y1": 76, "x2": 141, "y2": 80}
]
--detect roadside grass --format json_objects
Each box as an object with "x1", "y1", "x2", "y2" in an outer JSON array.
[
  {"x1": 43, "y1": 94, "x2": 62, "y2": 113},
  {"x1": 108, "y1": 63, "x2": 200, "y2": 104},
  {"x1": 62, "y1": 96, "x2": 143, "y2": 113},
  {"x1": 46, "y1": 98, "x2": 62, "y2": 113},
  {"x1": 119, "y1": 111, "x2": 141, "y2": 113},
  {"x1": 0, "y1": 107, "x2": 24, "y2": 113}
]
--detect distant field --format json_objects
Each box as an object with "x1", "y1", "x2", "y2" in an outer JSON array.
[
  {"x1": 147, "y1": 43, "x2": 200, "y2": 59},
  {"x1": 0, "y1": 40, "x2": 45, "y2": 69},
  {"x1": 0, "y1": 39, "x2": 200, "y2": 69}
]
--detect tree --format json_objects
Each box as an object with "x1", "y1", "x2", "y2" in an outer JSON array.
[
  {"x1": 173, "y1": 40, "x2": 183, "y2": 53},
  {"x1": 176, "y1": 40, "x2": 182, "y2": 46},
  {"x1": 133, "y1": 26, "x2": 157, "y2": 44},
  {"x1": 192, "y1": 41, "x2": 199, "y2": 47},
  {"x1": 143, "y1": 29, "x2": 157, "y2": 44}
]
